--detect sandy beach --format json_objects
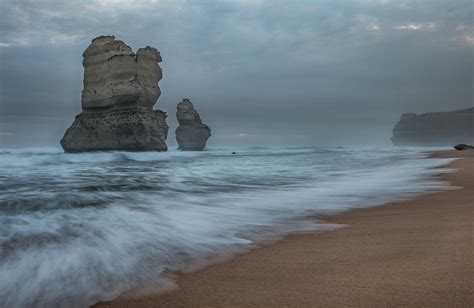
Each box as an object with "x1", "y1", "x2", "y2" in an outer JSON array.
[{"x1": 98, "y1": 150, "x2": 473, "y2": 307}]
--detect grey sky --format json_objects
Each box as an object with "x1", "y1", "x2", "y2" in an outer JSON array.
[{"x1": 0, "y1": 0, "x2": 472, "y2": 147}]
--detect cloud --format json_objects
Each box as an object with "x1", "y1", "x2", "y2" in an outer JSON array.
[
  {"x1": 394, "y1": 23, "x2": 436, "y2": 31},
  {"x1": 454, "y1": 24, "x2": 474, "y2": 45},
  {"x1": 465, "y1": 35, "x2": 474, "y2": 45}
]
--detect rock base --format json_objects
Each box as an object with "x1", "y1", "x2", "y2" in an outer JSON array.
[
  {"x1": 454, "y1": 144, "x2": 474, "y2": 151},
  {"x1": 61, "y1": 109, "x2": 168, "y2": 152},
  {"x1": 176, "y1": 126, "x2": 211, "y2": 151}
]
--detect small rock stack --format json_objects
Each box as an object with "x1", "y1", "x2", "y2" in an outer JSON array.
[{"x1": 175, "y1": 99, "x2": 211, "y2": 150}]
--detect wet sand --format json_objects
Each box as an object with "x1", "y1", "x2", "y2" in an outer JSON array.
[{"x1": 98, "y1": 150, "x2": 473, "y2": 307}]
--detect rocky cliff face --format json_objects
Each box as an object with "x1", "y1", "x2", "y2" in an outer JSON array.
[
  {"x1": 175, "y1": 99, "x2": 211, "y2": 150},
  {"x1": 61, "y1": 36, "x2": 168, "y2": 152},
  {"x1": 81, "y1": 36, "x2": 162, "y2": 111},
  {"x1": 391, "y1": 108, "x2": 474, "y2": 146},
  {"x1": 61, "y1": 109, "x2": 168, "y2": 152}
]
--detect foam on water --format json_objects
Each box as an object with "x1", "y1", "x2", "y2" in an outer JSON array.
[{"x1": 0, "y1": 146, "x2": 455, "y2": 307}]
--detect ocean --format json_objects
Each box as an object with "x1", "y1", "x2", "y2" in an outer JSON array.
[{"x1": 0, "y1": 146, "x2": 454, "y2": 307}]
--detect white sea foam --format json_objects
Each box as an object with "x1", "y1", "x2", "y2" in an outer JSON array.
[{"x1": 0, "y1": 146, "x2": 455, "y2": 307}]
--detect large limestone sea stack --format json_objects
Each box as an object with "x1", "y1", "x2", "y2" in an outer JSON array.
[
  {"x1": 175, "y1": 99, "x2": 211, "y2": 150},
  {"x1": 61, "y1": 36, "x2": 168, "y2": 152}
]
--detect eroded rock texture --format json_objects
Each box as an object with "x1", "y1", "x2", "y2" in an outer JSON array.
[
  {"x1": 175, "y1": 99, "x2": 211, "y2": 150},
  {"x1": 61, "y1": 36, "x2": 168, "y2": 152},
  {"x1": 391, "y1": 108, "x2": 474, "y2": 146},
  {"x1": 61, "y1": 110, "x2": 168, "y2": 152},
  {"x1": 81, "y1": 36, "x2": 162, "y2": 111}
]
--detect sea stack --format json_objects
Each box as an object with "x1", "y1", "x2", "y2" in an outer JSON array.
[
  {"x1": 61, "y1": 35, "x2": 168, "y2": 152},
  {"x1": 391, "y1": 107, "x2": 474, "y2": 146},
  {"x1": 175, "y1": 99, "x2": 211, "y2": 150}
]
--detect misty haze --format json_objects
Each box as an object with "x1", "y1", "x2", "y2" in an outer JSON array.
[
  {"x1": 1, "y1": 0, "x2": 472, "y2": 147},
  {"x1": 0, "y1": 1, "x2": 473, "y2": 307}
]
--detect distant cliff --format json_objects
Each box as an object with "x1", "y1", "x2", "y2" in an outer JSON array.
[{"x1": 391, "y1": 107, "x2": 474, "y2": 146}]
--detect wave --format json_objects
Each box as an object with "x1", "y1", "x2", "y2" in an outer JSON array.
[{"x1": 0, "y1": 147, "x2": 455, "y2": 307}]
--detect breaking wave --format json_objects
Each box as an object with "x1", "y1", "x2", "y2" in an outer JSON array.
[{"x1": 0, "y1": 146, "x2": 455, "y2": 307}]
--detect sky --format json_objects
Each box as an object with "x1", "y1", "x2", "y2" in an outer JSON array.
[{"x1": 0, "y1": 0, "x2": 472, "y2": 147}]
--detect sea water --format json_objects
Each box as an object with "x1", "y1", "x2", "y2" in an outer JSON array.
[{"x1": 0, "y1": 146, "x2": 454, "y2": 307}]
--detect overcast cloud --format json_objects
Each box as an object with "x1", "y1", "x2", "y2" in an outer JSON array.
[{"x1": 0, "y1": 0, "x2": 472, "y2": 147}]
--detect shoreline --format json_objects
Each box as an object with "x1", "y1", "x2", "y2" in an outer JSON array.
[{"x1": 98, "y1": 150, "x2": 473, "y2": 307}]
